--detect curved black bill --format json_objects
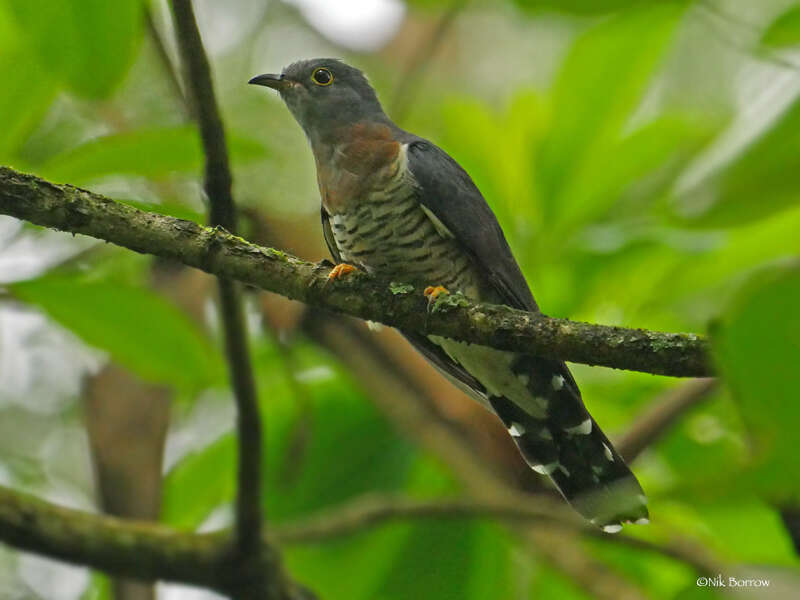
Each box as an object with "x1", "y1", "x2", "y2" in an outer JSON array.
[{"x1": 248, "y1": 73, "x2": 288, "y2": 90}]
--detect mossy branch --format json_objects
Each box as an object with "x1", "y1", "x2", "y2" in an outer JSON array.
[
  {"x1": 0, "y1": 485, "x2": 309, "y2": 599},
  {"x1": 0, "y1": 166, "x2": 711, "y2": 377}
]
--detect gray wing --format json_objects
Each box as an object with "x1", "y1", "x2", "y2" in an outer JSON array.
[
  {"x1": 401, "y1": 138, "x2": 555, "y2": 391},
  {"x1": 405, "y1": 138, "x2": 539, "y2": 313}
]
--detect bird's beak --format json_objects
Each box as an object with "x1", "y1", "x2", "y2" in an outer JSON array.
[{"x1": 248, "y1": 73, "x2": 290, "y2": 91}]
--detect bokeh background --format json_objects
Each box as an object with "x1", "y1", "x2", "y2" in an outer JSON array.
[{"x1": 1, "y1": 0, "x2": 800, "y2": 598}]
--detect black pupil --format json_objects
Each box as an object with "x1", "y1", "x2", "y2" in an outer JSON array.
[{"x1": 314, "y1": 69, "x2": 331, "y2": 84}]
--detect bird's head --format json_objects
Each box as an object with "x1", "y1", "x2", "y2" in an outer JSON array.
[{"x1": 249, "y1": 58, "x2": 389, "y2": 144}]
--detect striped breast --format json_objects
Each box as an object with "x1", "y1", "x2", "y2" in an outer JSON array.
[{"x1": 326, "y1": 143, "x2": 489, "y2": 299}]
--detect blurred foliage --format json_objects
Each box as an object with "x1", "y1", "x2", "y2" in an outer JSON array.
[
  {"x1": 1, "y1": 0, "x2": 799, "y2": 599},
  {"x1": 11, "y1": 275, "x2": 226, "y2": 390},
  {"x1": 762, "y1": 4, "x2": 800, "y2": 47}
]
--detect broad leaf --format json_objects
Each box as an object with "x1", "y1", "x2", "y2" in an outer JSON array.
[
  {"x1": 674, "y1": 95, "x2": 800, "y2": 228},
  {"x1": 39, "y1": 126, "x2": 267, "y2": 184},
  {"x1": 536, "y1": 3, "x2": 686, "y2": 223},
  {"x1": 713, "y1": 264, "x2": 800, "y2": 498},
  {"x1": 12, "y1": 276, "x2": 224, "y2": 389},
  {"x1": 5, "y1": 0, "x2": 144, "y2": 98},
  {"x1": 762, "y1": 5, "x2": 800, "y2": 48}
]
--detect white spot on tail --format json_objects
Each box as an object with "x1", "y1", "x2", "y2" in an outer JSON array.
[
  {"x1": 603, "y1": 524, "x2": 623, "y2": 534},
  {"x1": 603, "y1": 443, "x2": 614, "y2": 462},
  {"x1": 529, "y1": 461, "x2": 558, "y2": 475},
  {"x1": 635, "y1": 517, "x2": 650, "y2": 525},
  {"x1": 551, "y1": 375, "x2": 565, "y2": 390},
  {"x1": 508, "y1": 422, "x2": 525, "y2": 437},
  {"x1": 366, "y1": 320, "x2": 382, "y2": 332},
  {"x1": 637, "y1": 494, "x2": 648, "y2": 505},
  {"x1": 564, "y1": 418, "x2": 592, "y2": 435}
]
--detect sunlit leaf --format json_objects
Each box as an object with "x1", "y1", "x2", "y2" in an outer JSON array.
[
  {"x1": 557, "y1": 113, "x2": 719, "y2": 229},
  {"x1": 536, "y1": 2, "x2": 686, "y2": 218},
  {"x1": 674, "y1": 96, "x2": 800, "y2": 228},
  {"x1": 11, "y1": 276, "x2": 224, "y2": 389}
]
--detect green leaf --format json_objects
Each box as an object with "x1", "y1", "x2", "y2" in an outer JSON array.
[
  {"x1": 531, "y1": 565, "x2": 593, "y2": 600},
  {"x1": 5, "y1": 0, "x2": 144, "y2": 98},
  {"x1": 162, "y1": 435, "x2": 236, "y2": 528},
  {"x1": 0, "y1": 4, "x2": 56, "y2": 160},
  {"x1": 265, "y1": 365, "x2": 417, "y2": 520},
  {"x1": 39, "y1": 126, "x2": 267, "y2": 184},
  {"x1": 536, "y1": 3, "x2": 686, "y2": 221},
  {"x1": 12, "y1": 275, "x2": 224, "y2": 389},
  {"x1": 713, "y1": 263, "x2": 800, "y2": 498},
  {"x1": 557, "y1": 113, "x2": 719, "y2": 229},
  {"x1": 674, "y1": 96, "x2": 800, "y2": 228},
  {"x1": 762, "y1": 5, "x2": 800, "y2": 48},
  {"x1": 375, "y1": 521, "x2": 514, "y2": 600}
]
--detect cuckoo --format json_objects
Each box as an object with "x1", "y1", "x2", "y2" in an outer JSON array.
[{"x1": 250, "y1": 58, "x2": 648, "y2": 530}]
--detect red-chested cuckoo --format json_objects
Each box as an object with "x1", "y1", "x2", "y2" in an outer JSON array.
[{"x1": 250, "y1": 58, "x2": 648, "y2": 530}]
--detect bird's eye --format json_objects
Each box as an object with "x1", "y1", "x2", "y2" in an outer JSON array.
[{"x1": 311, "y1": 67, "x2": 333, "y2": 86}]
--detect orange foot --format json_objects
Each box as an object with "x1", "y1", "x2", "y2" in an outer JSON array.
[
  {"x1": 328, "y1": 263, "x2": 357, "y2": 280},
  {"x1": 424, "y1": 285, "x2": 449, "y2": 302}
]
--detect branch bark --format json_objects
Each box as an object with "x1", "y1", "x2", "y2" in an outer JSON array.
[
  {"x1": 0, "y1": 485, "x2": 309, "y2": 598},
  {"x1": 0, "y1": 166, "x2": 712, "y2": 377},
  {"x1": 169, "y1": 0, "x2": 264, "y2": 571}
]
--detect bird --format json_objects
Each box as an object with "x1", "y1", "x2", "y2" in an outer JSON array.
[{"x1": 249, "y1": 58, "x2": 648, "y2": 530}]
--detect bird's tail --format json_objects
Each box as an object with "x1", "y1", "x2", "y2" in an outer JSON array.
[{"x1": 488, "y1": 357, "x2": 648, "y2": 530}]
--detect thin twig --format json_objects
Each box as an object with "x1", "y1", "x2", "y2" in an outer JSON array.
[
  {"x1": 168, "y1": 0, "x2": 264, "y2": 570},
  {"x1": 617, "y1": 378, "x2": 718, "y2": 463},
  {"x1": 391, "y1": 0, "x2": 467, "y2": 121},
  {"x1": 271, "y1": 494, "x2": 724, "y2": 576},
  {"x1": 145, "y1": 7, "x2": 187, "y2": 110},
  {"x1": 0, "y1": 165, "x2": 713, "y2": 378}
]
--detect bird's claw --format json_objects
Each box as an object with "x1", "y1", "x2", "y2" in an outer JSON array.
[
  {"x1": 424, "y1": 285, "x2": 449, "y2": 303},
  {"x1": 328, "y1": 263, "x2": 357, "y2": 281}
]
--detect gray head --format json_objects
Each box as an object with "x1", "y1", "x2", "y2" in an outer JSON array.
[{"x1": 249, "y1": 58, "x2": 390, "y2": 143}]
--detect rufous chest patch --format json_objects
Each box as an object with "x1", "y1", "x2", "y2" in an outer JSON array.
[{"x1": 316, "y1": 122, "x2": 401, "y2": 214}]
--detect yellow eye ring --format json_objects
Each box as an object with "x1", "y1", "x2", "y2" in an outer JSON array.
[{"x1": 311, "y1": 67, "x2": 334, "y2": 86}]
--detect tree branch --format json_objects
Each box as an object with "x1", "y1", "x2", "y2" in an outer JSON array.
[
  {"x1": 0, "y1": 485, "x2": 311, "y2": 598},
  {"x1": 0, "y1": 166, "x2": 711, "y2": 377},
  {"x1": 169, "y1": 0, "x2": 264, "y2": 568},
  {"x1": 271, "y1": 494, "x2": 724, "y2": 576},
  {"x1": 616, "y1": 378, "x2": 718, "y2": 463}
]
